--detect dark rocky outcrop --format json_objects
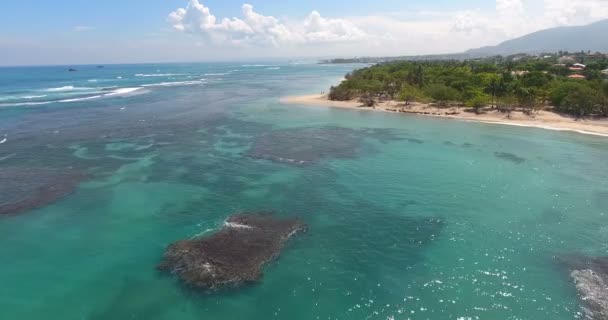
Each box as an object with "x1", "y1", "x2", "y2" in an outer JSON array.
[
  {"x1": 158, "y1": 213, "x2": 307, "y2": 289},
  {"x1": 0, "y1": 167, "x2": 86, "y2": 215},
  {"x1": 559, "y1": 255, "x2": 608, "y2": 320}
]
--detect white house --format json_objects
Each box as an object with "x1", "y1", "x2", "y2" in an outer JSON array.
[
  {"x1": 602, "y1": 69, "x2": 608, "y2": 76},
  {"x1": 573, "y1": 63, "x2": 586, "y2": 68}
]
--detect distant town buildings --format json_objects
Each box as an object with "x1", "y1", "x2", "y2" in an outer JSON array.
[{"x1": 558, "y1": 56, "x2": 576, "y2": 64}]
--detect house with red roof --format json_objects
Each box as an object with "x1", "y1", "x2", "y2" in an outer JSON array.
[{"x1": 567, "y1": 74, "x2": 586, "y2": 79}]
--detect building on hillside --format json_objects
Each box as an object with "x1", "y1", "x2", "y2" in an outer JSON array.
[
  {"x1": 586, "y1": 52, "x2": 605, "y2": 58},
  {"x1": 568, "y1": 74, "x2": 586, "y2": 79},
  {"x1": 558, "y1": 56, "x2": 576, "y2": 64},
  {"x1": 511, "y1": 70, "x2": 529, "y2": 76},
  {"x1": 569, "y1": 66, "x2": 584, "y2": 71},
  {"x1": 602, "y1": 69, "x2": 608, "y2": 76},
  {"x1": 573, "y1": 63, "x2": 586, "y2": 68}
]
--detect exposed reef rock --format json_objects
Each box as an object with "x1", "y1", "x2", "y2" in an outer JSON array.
[
  {"x1": 158, "y1": 213, "x2": 307, "y2": 289},
  {"x1": 0, "y1": 167, "x2": 86, "y2": 215},
  {"x1": 560, "y1": 255, "x2": 608, "y2": 320}
]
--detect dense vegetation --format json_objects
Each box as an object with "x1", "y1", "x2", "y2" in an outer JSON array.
[{"x1": 328, "y1": 53, "x2": 608, "y2": 117}]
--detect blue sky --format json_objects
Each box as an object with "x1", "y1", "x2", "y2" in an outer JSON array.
[{"x1": 0, "y1": 0, "x2": 605, "y2": 65}]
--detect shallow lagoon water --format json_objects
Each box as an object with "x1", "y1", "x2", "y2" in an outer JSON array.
[{"x1": 0, "y1": 63, "x2": 607, "y2": 319}]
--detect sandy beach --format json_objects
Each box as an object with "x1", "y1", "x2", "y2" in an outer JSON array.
[{"x1": 281, "y1": 94, "x2": 608, "y2": 137}]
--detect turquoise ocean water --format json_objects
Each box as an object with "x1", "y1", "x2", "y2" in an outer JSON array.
[{"x1": 0, "y1": 62, "x2": 607, "y2": 319}]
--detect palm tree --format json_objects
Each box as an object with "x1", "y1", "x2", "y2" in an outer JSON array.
[{"x1": 484, "y1": 79, "x2": 506, "y2": 109}]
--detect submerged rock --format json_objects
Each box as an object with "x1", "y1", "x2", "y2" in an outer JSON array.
[
  {"x1": 247, "y1": 126, "x2": 360, "y2": 165},
  {"x1": 247, "y1": 126, "x2": 402, "y2": 166},
  {"x1": 561, "y1": 256, "x2": 608, "y2": 319},
  {"x1": 158, "y1": 213, "x2": 307, "y2": 289},
  {"x1": 0, "y1": 167, "x2": 86, "y2": 215},
  {"x1": 494, "y1": 152, "x2": 526, "y2": 164}
]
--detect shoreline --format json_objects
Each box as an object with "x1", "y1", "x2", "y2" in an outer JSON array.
[{"x1": 280, "y1": 94, "x2": 608, "y2": 138}]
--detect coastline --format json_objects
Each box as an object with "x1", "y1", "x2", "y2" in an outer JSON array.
[{"x1": 280, "y1": 94, "x2": 608, "y2": 138}]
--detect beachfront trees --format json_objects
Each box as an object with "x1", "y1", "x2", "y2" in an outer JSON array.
[
  {"x1": 466, "y1": 94, "x2": 488, "y2": 114},
  {"x1": 497, "y1": 95, "x2": 517, "y2": 118},
  {"x1": 398, "y1": 84, "x2": 425, "y2": 105},
  {"x1": 520, "y1": 71, "x2": 553, "y2": 88},
  {"x1": 484, "y1": 78, "x2": 507, "y2": 108},
  {"x1": 328, "y1": 56, "x2": 608, "y2": 117},
  {"x1": 424, "y1": 84, "x2": 460, "y2": 106},
  {"x1": 515, "y1": 87, "x2": 540, "y2": 115},
  {"x1": 549, "y1": 81, "x2": 604, "y2": 117},
  {"x1": 408, "y1": 66, "x2": 425, "y2": 87}
]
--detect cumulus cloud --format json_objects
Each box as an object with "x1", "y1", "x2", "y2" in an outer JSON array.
[
  {"x1": 447, "y1": 0, "x2": 608, "y2": 42},
  {"x1": 168, "y1": 0, "x2": 608, "y2": 55},
  {"x1": 496, "y1": 0, "x2": 524, "y2": 16},
  {"x1": 544, "y1": 0, "x2": 608, "y2": 26},
  {"x1": 451, "y1": 11, "x2": 486, "y2": 33},
  {"x1": 302, "y1": 11, "x2": 366, "y2": 42},
  {"x1": 169, "y1": 0, "x2": 366, "y2": 46}
]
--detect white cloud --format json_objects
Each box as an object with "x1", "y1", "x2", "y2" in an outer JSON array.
[
  {"x1": 544, "y1": 0, "x2": 608, "y2": 26},
  {"x1": 496, "y1": 0, "x2": 524, "y2": 16},
  {"x1": 169, "y1": 0, "x2": 608, "y2": 56},
  {"x1": 168, "y1": 0, "x2": 366, "y2": 46},
  {"x1": 302, "y1": 11, "x2": 366, "y2": 42},
  {"x1": 451, "y1": 10, "x2": 486, "y2": 33},
  {"x1": 444, "y1": 0, "x2": 608, "y2": 48}
]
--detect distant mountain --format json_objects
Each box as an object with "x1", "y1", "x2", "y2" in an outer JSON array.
[{"x1": 466, "y1": 19, "x2": 608, "y2": 56}]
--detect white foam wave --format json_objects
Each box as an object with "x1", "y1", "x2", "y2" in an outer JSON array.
[
  {"x1": 58, "y1": 95, "x2": 103, "y2": 103},
  {"x1": 0, "y1": 135, "x2": 7, "y2": 144},
  {"x1": 0, "y1": 153, "x2": 16, "y2": 161},
  {"x1": 104, "y1": 87, "x2": 142, "y2": 96},
  {"x1": 0, "y1": 87, "x2": 145, "y2": 107},
  {"x1": 0, "y1": 94, "x2": 47, "y2": 102},
  {"x1": 224, "y1": 221, "x2": 253, "y2": 229},
  {"x1": 135, "y1": 73, "x2": 186, "y2": 77},
  {"x1": 266, "y1": 67, "x2": 281, "y2": 70},
  {"x1": 141, "y1": 80, "x2": 204, "y2": 87},
  {"x1": 60, "y1": 87, "x2": 142, "y2": 101},
  {"x1": 204, "y1": 73, "x2": 229, "y2": 76},
  {"x1": 116, "y1": 76, "x2": 123, "y2": 79},
  {"x1": 88, "y1": 79, "x2": 98, "y2": 82},
  {"x1": 241, "y1": 64, "x2": 273, "y2": 67},
  {"x1": 0, "y1": 101, "x2": 52, "y2": 107},
  {"x1": 44, "y1": 86, "x2": 93, "y2": 92},
  {"x1": 23, "y1": 95, "x2": 47, "y2": 99}
]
